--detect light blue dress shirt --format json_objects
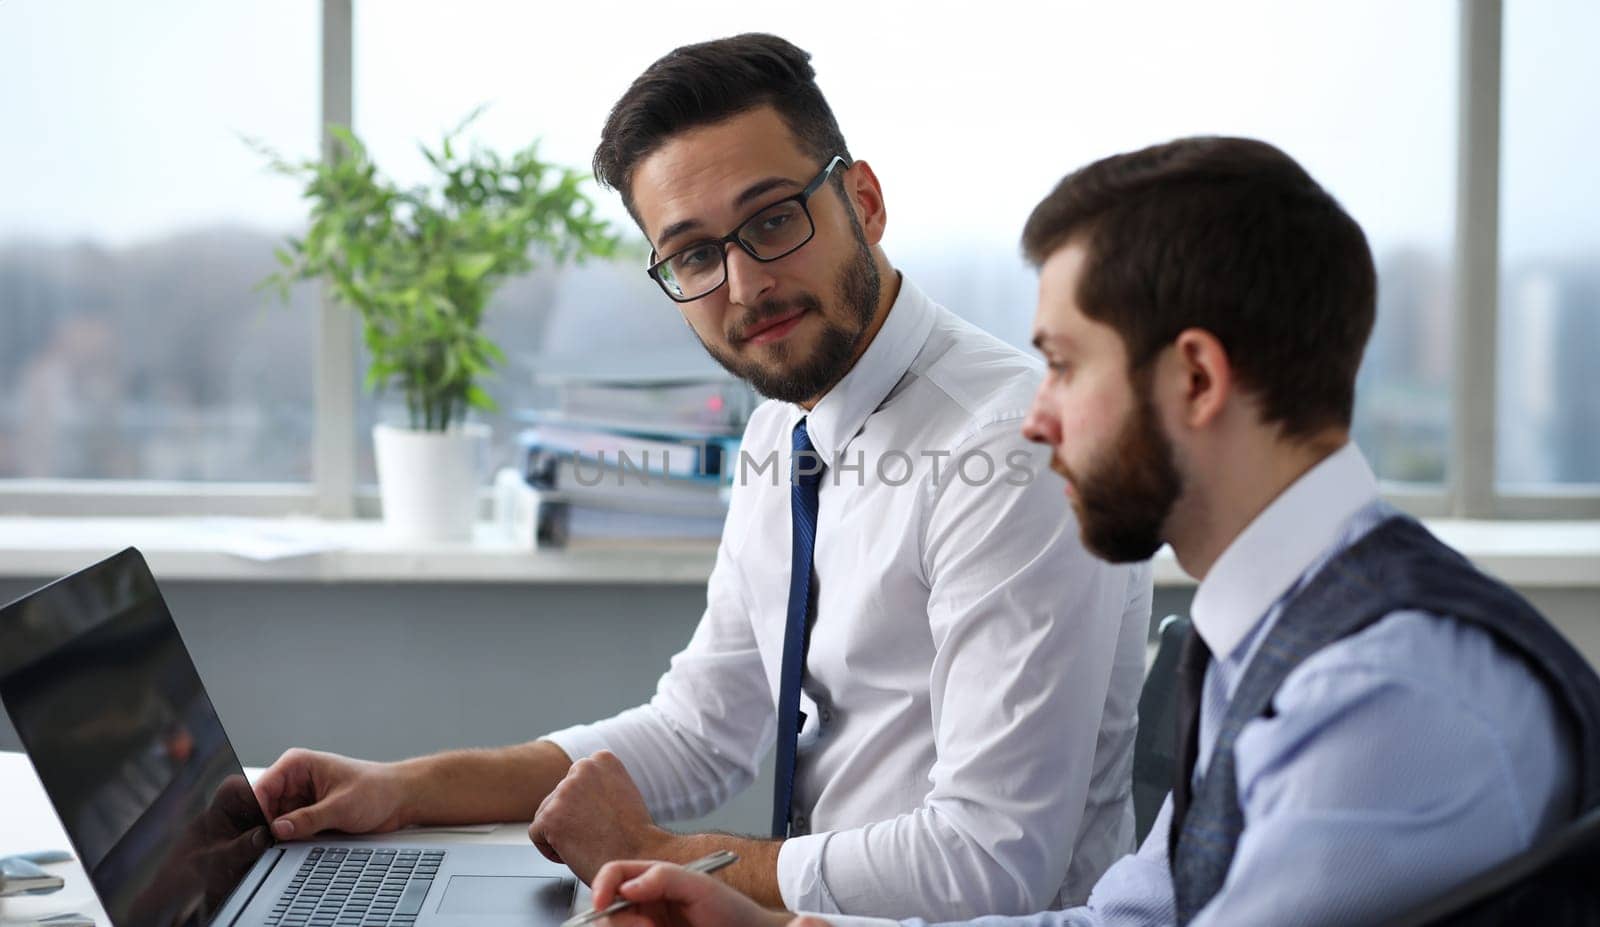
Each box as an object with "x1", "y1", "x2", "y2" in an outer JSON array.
[{"x1": 832, "y1": 444, "x2": 1577, "y2": 927}]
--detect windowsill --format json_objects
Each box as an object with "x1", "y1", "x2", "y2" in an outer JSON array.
[
  {"x1": 0, "y1": 516, "x2": 1595, "y2": 588},
  {"x1": 0, "y1": 517, "x2": 717, "y2": 585}
]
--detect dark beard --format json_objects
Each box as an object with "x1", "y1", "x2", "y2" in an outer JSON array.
[
  {"x1": 1071, "y1": 379, "x2": 1183, "y2": 563},
  {"x1": 696, "y1": 229, "x2": 881, "y2": 405}
]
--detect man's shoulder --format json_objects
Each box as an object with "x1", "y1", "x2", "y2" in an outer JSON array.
[
  {"x1": 1285, "y1": 608, "x2": 1549, "y2": 719},
  {"x1": 895, "y1": 301, "x2": 1044, "y2": 436},
  {"x1": 1284, "y1": 509, "x2": 1589, "y2": 726}
]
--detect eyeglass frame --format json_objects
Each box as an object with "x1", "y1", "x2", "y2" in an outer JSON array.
[{"x1": 645, "y1": 155, "x2": 851, "y2": 303}]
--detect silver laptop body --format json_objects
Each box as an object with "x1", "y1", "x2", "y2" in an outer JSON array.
[{"x1": 0, "y1": 547, "x2": 578, "y2": 927}]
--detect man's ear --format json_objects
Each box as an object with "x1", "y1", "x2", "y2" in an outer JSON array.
[
  {"x1": 1167, "y1": 328, "x2": 1233, "y2": 430},
  {"x1": 843, "y1": 160, "x2": 887, "y2": 246}
]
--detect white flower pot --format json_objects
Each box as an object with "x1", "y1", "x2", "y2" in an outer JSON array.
[{"x1": 372, "y1": 423, "x2": 490, "y2": 543}]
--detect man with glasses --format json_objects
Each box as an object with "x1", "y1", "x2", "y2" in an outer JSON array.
[{"x1": 252, "y1": 34, "x2": 1151, "y2": 921}]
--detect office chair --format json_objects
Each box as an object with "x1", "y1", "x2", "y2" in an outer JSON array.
[
  {"x1": 1380, "y1": 803, "x2": 1600, "y2": 926},
  {"x1": 1132, "y1": 614, "x2": 1189, "y2": 844}
]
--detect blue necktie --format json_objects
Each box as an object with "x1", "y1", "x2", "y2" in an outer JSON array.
[{"x1": 772, "y1": 419, "x2": 823, "y2": 838}]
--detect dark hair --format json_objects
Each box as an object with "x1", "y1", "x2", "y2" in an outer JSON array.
[
  {"x1": 1021, "y1": 136, "x2": 1376, "y2": 440},
  {"x1": 593, "y1": 33, "x2": 851, "y2": 219}
]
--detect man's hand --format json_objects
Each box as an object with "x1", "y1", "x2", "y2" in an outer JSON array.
[
  {"x1": 589, "y1": 861, "x2": 803, "y2": 927},
  {"x1": 253, "y1": 747, "x2": 410, "y2": 839},
  {"x1": 529, "y1": 750, "x2": 673, "y2": 883}
]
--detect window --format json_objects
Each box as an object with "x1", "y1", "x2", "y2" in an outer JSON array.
[
  {"x1": 349, "y1": 3, "x2": 731, "y2": 486},
  {"x1": 0, "y1": 0, "x2": 320, "y2": 485},
  {"x1": 1498, "y1": 0, "x2": 1600, "y2": 489},
  {"x1": 350, "y1": 0, "x2": 1457, "y2": 487},
  {"x1": 2, "y1": 0, "x2": 1592, "y2": 519}
]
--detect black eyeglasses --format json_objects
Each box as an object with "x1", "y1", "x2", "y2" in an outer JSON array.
[{"x1": 646, "y1": 156, "x2": 849, "y2": 303}]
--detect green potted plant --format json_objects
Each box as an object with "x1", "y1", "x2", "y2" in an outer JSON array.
[{"x1": 256, "y1": 113, "x2": 619, "y2": 541}]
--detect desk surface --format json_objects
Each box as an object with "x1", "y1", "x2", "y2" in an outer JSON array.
[{"x1": 0, "y1": 751, "x2": 565, "y2": 926}]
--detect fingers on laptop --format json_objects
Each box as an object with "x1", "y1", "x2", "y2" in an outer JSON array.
[
  {"x1": 253, "y1": 747, "x2": 313, "y2": 818},
  {"x1": 256, "y1": 748, "x2": 343, "y2": 837}
]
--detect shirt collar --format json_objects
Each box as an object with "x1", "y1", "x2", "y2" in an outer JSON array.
[
  {"x1": 1190, "y1": 442, "x2": 1380, "y2": 659},
  {"x1": 788, "y1": 274, "x2": 936, "y2": 461}
]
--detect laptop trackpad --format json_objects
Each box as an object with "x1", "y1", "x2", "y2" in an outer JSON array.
[{"x1": 437, "y1": 875, "x2": 570, "y2": 915}]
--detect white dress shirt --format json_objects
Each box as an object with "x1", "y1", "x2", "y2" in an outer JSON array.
[
  {"x1": 546, "y1": 277, "x2": 1153, "y2": 920},
  {"x1": 833, "y1": 443, "x2": 1576, "y2": 927}
]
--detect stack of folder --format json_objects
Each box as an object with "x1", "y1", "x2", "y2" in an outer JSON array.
[{"x1": 505, "y1": 369, "x2": 757, "y2": 548}]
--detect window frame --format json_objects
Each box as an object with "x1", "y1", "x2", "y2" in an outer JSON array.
[{"x1": 1, "y1": 0, "x2": 1595, "y2": 521}]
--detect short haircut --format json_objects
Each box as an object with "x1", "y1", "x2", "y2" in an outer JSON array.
[
  {"x1": 1022, "y1": 136, "x2": 1377, "y2": 440},
  {"x1": 593, "y1": 33, "x2": 851, "y2": 221}
]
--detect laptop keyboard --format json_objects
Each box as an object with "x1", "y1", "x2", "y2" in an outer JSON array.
[{"x1": 265, "y1": 846, "x2": 446, "y2": 927}]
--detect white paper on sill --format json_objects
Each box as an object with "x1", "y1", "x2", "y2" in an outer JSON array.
[{"x1": 186, "y1": 519, "x2": 348, "y2": 562}]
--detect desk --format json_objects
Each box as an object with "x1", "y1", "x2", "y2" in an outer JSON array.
[{"x1": 0, "y1": 752, "x2": 581, "y2": 926}]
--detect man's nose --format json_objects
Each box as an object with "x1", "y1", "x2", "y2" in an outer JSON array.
[
  {"x1": 1021, "y1": 386, "x2": 1059, "y2": 445},
  {"x1": 725, "y1": 245, "x2": 776, "y2": 307}
]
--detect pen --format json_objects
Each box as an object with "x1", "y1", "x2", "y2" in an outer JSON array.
[
  {"x1": 12, "y1": 915, "x2": 95, "y2": 927},
  {"x1": 15, "y1": 851, "x2": 74, "y2": 865},
  {"x1": 561, "y1": 850, "x2": 739, "y2": 927}
]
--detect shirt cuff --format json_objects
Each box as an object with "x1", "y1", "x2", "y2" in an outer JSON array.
[
  {"x1": 778, "y1": 830, "x2": 840, "y2": 913},
  {"x1": 540, "y1": 723, "x2": 611, "y2": 763}
]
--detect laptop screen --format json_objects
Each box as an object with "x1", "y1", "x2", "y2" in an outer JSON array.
[{"x1": 0, "y1": 548, "x2": 272, "y2": 927}]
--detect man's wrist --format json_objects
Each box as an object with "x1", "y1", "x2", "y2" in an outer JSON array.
[
  {"x1": 658, "y1": 832, "x2": 786, "y2": 908},
  {"x1": 389, "y1": 756, "x2": 433, "y2": 829},
  {"x1": 638, "y1": 825, "x2": 683, "y2": 862}
]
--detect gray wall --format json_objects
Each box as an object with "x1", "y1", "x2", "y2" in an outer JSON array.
[
  {"x1": 1, "y1": 577, "x2": 1593, "y2": 835},
  {"x1": 0, "y1": 579, "x2": 767, "y2": 833}
]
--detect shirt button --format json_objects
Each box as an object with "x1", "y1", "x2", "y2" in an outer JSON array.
[
  {"x1": 819, "y1": 707, "x2": 834, "y2": 725},
  {"x1": 792, "y1": 813, "x2": 809, "y2": 833}
]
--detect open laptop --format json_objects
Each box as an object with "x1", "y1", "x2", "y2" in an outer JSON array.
[{"x1": 0, "y1": 547, "x2": 578, "y2": 927}]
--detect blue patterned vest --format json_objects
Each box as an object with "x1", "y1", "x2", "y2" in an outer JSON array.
[{"x1": 1169, "y1": 514, "x2": 1600, "y2": 924}]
